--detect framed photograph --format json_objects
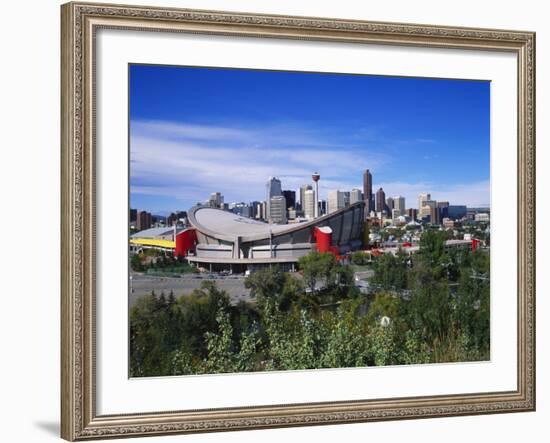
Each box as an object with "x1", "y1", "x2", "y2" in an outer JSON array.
[{"x1": 61, "y1": 1, "x2": 536, "y2": 440}]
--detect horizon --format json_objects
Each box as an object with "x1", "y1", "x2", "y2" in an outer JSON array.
[{"x1": 130, "y1": 64, "x2": 490, "y2": 214}]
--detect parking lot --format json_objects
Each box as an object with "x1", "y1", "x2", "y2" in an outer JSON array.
[{"x1": 129, "y1": 272, "x2": 252, "y2": 306}]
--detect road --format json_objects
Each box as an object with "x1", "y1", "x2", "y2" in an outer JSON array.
[{"x1": 129, "y1": 273, "x2": 252, "y2": 306}]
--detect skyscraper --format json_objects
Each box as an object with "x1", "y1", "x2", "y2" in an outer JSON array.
[
  {"x1": 282, "y1": 190, "x2": 296, "y2": 210},
  {"x1": 269, "y1": 195, "x2": 287, "y2": 224},
  {"x1": 299, "y1": 184, "x2": 312, "y2": 211},
  {"x1": 319, "y1": 200, "x2": 327, "y2": 216},
  {"x1": 328, "y1": 190, "x2": 346, "y2": 214},
  {"x1": 266, "y1": 177, "x2": 282, "y2": 219},
  {"x1": 375, "y1": 188, "x2": 386, "y2": 213},
  {"x1": 136, "y1": 210, "x2": 152, "y2": 231},
  {"x1": 208, "y1": 192, "x2": 224, "y2": 208},
  {"x1": 363, "y1": 169, "x2": 373, "y2": 212},
  {"x1": 420, "y1": 199, "x2": 437, "y2": 222},
  {"x1": 393, "y1": 196, "x2": 405, "y2": 215},
  {"x1": 304, "y1": 189, "x2": 316, "y2": 219},
  {"x1": 350, "y1": 189, "x2": 363, "y2": 205},
  {"x1": 437, "y1": 201, "x2": 450, "y2": 220},
  {"x1": 418, "y1": 193, "x2": 431, "y2": 211},
  {"x1": 386, "y1": 197, "x2": 394, "y2": 212},
  {"x1": 343, "y1": 191, "x2": 350, "y2": 208}
]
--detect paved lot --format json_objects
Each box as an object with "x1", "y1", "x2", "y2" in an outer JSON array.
[
  {"x1": 129, "y1": 273, "x2": 252, "y2": 306},
  {"x1": 130, "y1": 269, "x2": 374, "y2": 306}
]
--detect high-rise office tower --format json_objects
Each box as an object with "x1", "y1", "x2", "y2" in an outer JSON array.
[
  {"x1": 319, "y1": 200, "x2": 327, "y2": 216},
  {"x1": 208, "y1": 192, "x2": 224, "y2": 208},
  {"x1": 437, "y1": 201, "x2": 450, "y2": 220},
  {"x1": 363, "y1": 169, "x2": 373, "y2": 213},
  {"x1": 304, "y1": 189, "x2": 316, "y2": 219},
  {"x1": 418, "y1": 193, "x2": 431, "y2": 211},
  {"x1": 343, "y1": 191, "x2": 350, "y2": 208},
  {"x1": 328, "y1": 190, "x2": 347, "y2": 214},
  {"x1": 350, "y1": 189, "x2": 363, "y2": 205},
  {"x1": 375, "y1": 188, "x2": 386, "y2": 213},
  {"x1": 269, "y1": 195, "x2": 287, "y2": 224},
  {"x1": 393, "y1": 196, "x2": 405, "y2": 215},
  {"x1": 299, "y1": 184, "x2": 313, "y2": 212},
  {"x1": 386, "y1": 197, "x2": 395, "y2": 212},
  {"x1": 266, "y1": 177, "x2": 282, "y2": 219},
  {"x1": 420, "y1": 199, "x2": 437, "y2": 221},
  {"x1": 136, "y1": 210, "x2": 152, "y2": 231},
  {"x1": 282, "y1": 190, "x2": 296, "y2": 210}
]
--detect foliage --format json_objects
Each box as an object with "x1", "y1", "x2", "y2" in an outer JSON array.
[
  {"x1": 370, "y1": 252, "x2": 408, "y2": 290},
  {"x1": 130, "y1": 239, "x2": 490, "y2": 377},
  {"x1": 298, "y1": 252, "x2": 337, "y2": 293},
  {"x1": 351, "y1": 251, "x2": 370, "y2": 265},
  {"x1": 130, "y1": 253, "x2": 145, "y2": 272}
]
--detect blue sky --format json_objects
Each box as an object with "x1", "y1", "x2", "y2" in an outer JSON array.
[{"x1": 129, "y1": 64, "x2": 490, "y2": 214}]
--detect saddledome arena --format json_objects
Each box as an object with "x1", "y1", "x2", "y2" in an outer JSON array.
[{"x1": 182, "y1": 202, "x2": 365, "y2": 272}]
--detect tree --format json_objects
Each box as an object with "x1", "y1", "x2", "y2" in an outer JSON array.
[
  {"x1": 366, "y1": 292, "x2": 400, "y2": 326},
  {"x1": 351, "y1": 251, "x2": 369, "y2": 265},
  {"x1": 130, "y1": 253, "x2": 144, "y2": 272},
  {"x1": 202, "y1": 302, "x2": 261, "y2": 374},
  {"x1": 370, "y1": 253, "x2": 407, "y2": 290},
  {"x1": 244, "y1": 266, "x2": 290, "y2": 309},
  {"x1": 407, "y1": 260, "x2": 453, "y2": 346},
  {"x1": 298, "y1": 252, "x2": 337, "y2": 293},
  {"x1": 419, "y1": 230, "x2": 447, "y2": 267}
]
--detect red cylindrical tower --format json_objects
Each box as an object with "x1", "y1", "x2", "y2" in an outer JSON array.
[{"x1": 313, "y1": 226, "x2": 332, "y2": 254}]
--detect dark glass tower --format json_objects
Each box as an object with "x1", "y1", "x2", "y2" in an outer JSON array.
[
  {"x1": 375, "y1": 187, "x2": 386, "y2": 213},
  {"x1": 363, "y1": 169, "x2": 373, "y2": 212}
]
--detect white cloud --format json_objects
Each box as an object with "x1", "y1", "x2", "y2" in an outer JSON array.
[
  {"x1": 130, "y1": 119, "x2": 386, "y2": 205},
  {"x1": 130, "y1": 120, "x2": 489, "y2": 209}
]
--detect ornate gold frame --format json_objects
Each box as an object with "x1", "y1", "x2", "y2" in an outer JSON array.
[{"x1": 61, "y1": 2, "x2": 536, "y2": 440}]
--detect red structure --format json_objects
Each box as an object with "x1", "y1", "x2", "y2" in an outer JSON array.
[
  {"x1": 175, "y1": 228, "x2": 197, "y2": 258},
  {"x1": 313, "y1": 226, "x2": 333, "y2": 253},
  {"x1": 472, "y1": 238, "x2": 481, "y2": 252}
]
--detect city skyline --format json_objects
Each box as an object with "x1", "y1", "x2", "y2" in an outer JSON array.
[{"x1": 130, "y1": 64, "x2": 490, "y2": 214}]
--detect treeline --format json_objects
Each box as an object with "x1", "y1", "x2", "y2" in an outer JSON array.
[{"x1": 130, "y1": 231, "x2": 489, "y2": 377}]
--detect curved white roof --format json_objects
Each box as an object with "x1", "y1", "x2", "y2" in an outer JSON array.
[
  {"x1": 188, "y1": 202, "x2": 364, "y2": 243},
  {"x1": 193, "y1": 207, "x2": 290, "y2": 237}
]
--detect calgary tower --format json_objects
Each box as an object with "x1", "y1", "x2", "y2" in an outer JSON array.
[{"x1": 312, "y1": 172, "x2": 320, "y2": 218}]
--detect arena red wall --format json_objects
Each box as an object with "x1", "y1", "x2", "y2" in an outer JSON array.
[{"x1": 175, "y1": 228, "x2": 197, "y2": 258}]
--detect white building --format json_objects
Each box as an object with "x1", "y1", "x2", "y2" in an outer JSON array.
[
  {"x1": 303, "y1": 189, "x2": 316, "y2": 219},
  {"x1": 350, "y1": 189, "x2": 363, "y2": 205},
  {"x1": 328, "y1": 190, "x2": 347, "y2": 214},
  {"x1": 475, "y1": 213, "x2": 490, "y2": 222}
]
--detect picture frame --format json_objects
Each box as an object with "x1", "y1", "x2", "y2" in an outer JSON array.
[{"x1": 61, "y1": 1, "x2": 536, "y2": 440}]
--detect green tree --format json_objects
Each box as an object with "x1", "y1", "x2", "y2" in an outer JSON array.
[
  {"x1": 370, "y1": 253, "x2": 408, "y2": 290},
  {"x1": 130, "y1": 253, "x2": 144, "y2": 272},
  {"x1": 244, "y1": 266, "x2": 304, "y2": 310},
  {"x1": 298, "y1": 252, "x2": 337, "y2": 293},
  {"x1": 351, "y1": 251, "x2": 369, "y2": 265}
]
